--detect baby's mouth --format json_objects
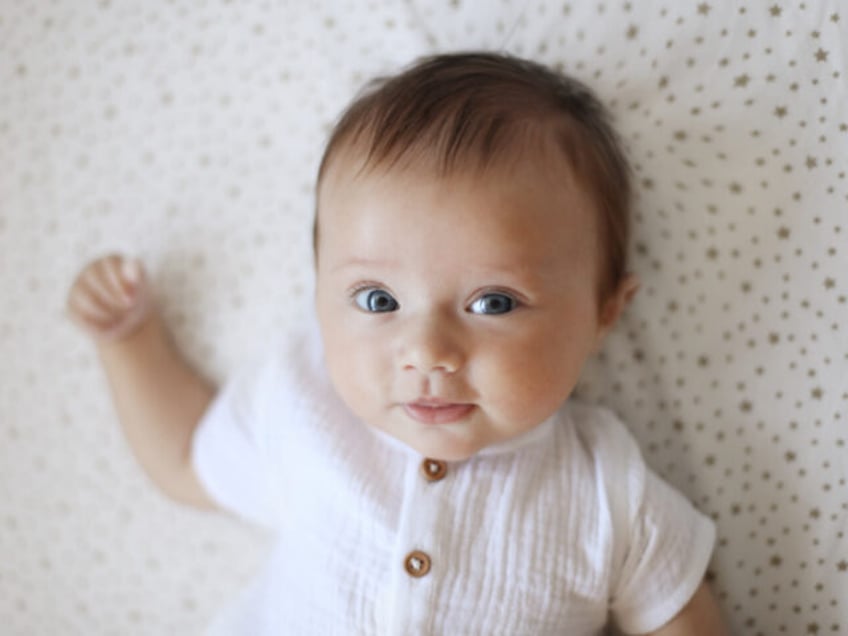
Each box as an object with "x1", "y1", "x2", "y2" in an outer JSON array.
[{"x1": 403, "y1": 399, "x2": 475, "y2": 425}]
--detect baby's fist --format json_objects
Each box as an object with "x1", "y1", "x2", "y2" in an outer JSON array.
[{"x1": 66, "y1": 254, "x2": 154, "y2": 343}]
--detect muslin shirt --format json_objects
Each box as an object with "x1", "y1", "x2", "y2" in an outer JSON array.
[{"x1": 192, "y1": 326, "x2": 716, "y2": 635}]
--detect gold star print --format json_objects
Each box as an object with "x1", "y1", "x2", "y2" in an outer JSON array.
[
  {"x1": 814, "y1": 48, "x2": 829, "y2": 62},
  {"x1": 824, "y1": 278, "x2": 835, "y2": 289},
  {"x1": 831, "y1": 13, "x2": 840, "y2": 22},
  {"x1": 777, "y1": 227, "x2": 791, "y2": 239},
  {"x1": 774, "y1": 105, "x2": 788, "y2": 118},
  {"x1": 697, "y1": 3, "x2": 711, "y2": 15},
  {"x1": 769, "y1": 4, "x2": 782, "y2": 17},
  {"x1": 626, "y1": 25, "x2": 638, "y2": 39},
  {"x1": 734, "y1": 74, "x2": 751, "y2": 87},
  {"x1": 838, "y1": 560, "x2": 848, "y2": 572},
  {"x1": 806, "y1": 156, "x2": 818, "y2": 169}
]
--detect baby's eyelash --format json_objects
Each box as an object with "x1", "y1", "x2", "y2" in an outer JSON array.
[
  {"x1": 347, "y1": 281, "x2": 385, "y2": 297},
  {"x1": 471, "y1": 286, "x2": 527, "y2": 303}
]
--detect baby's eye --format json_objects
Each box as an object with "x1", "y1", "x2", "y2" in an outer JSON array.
[
  {"x1": 468, "y1": 292, "x2": 517, "y2": 315},
  {"x1": 354, "y1": 288, "x2": 399, "y2": 313}
]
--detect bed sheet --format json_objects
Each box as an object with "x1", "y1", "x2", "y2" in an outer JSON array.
[{"x1": 1, "y1": 1, "x2": 845, "y2": 634}]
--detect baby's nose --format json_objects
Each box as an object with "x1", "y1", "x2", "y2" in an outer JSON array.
[{"x1": 399, "y1": 317, "x2": 465, "y2": 374}]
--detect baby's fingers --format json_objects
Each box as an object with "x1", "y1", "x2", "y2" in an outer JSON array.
[
  {"x1": 66, "y1": 255, "x2": 153, "y2": 341},
  {"x1": 66, "y1": 286, "x2": 122, "y2": 334},
  {"x1": 120, "y1": 258, "x2": 142, "y2": 289},
  {"x1": 91, "y1": 255, "x2": 137, "y2": 309}
]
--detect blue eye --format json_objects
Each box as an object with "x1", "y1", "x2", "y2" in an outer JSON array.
[
  {"x1": 354, "y1": 288, "x2": 399, "y2": 313},
  {"x1": 469, "y1": 293, "x2": 516, "y2": 315}
]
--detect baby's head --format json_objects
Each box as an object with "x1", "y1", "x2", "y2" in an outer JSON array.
[{"x1": 313, "y1": 52, "x2": 638, "y2": 460}]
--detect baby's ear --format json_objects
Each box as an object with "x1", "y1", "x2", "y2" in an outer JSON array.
[{"x1": 593, "y1": 273, "x2": 640, "y2": 350}]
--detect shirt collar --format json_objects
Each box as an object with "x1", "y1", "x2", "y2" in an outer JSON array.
[
  {"x1": 475, "y1": 414, "x2": 558, "y2": 457},
  {"x1": 369, "y1": 413, "x2": 559, "y2": 460}
]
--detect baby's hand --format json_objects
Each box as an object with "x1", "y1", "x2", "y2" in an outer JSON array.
[{"x1": 66, "y1": 254, "x2": 154, "y2": 343}]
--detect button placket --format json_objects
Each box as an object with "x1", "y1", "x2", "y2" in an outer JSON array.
[
  {"x1": 388, "y1": 455, "x2": 452, "y2": 631},
  {"x1": 399, "y1": 459, "x2": 447, "y2": 581},
  {"x1": 398, "y1": 460, "x2": 447, "y2": 582}
]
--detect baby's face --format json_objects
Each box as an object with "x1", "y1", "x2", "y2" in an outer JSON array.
[{"x1": 315, "y1": 156, "x2": 617, "y2": 460}]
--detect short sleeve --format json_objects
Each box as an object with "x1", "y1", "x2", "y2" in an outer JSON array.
[
  {"x1": 609, "y1": 446, "x2": 716, "y2": 634},
  {"x1": 191, "y1": 355, "x2": 283, "y2": 528}
]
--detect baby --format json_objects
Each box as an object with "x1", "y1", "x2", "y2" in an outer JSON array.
[{"x1": 67, "y1": 52, "x2": 729, "y2": 635}]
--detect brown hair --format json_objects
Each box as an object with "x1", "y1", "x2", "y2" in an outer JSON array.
[{"x1": 316, "y1": 52, "x2": 631, "y2": 301}]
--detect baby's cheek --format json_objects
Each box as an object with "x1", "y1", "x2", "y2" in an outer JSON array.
[
  {"x1": 487, "y1": 346, "x2": 579, "y2": 415},
  {"x1": 329, "y1": 345, "x2": 384, "y2": 416}
]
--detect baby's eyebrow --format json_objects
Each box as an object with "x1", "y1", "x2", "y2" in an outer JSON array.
[{"x1": 331, "y1": 257, "x2": 400, "y2": 272}]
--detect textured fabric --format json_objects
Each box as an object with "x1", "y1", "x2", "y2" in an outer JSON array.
[{"x1": 192, "y1": 326, "x2": 715, "y2": 635}]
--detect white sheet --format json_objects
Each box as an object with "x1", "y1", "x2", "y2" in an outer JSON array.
[{"x1": 1, "y1": 1, "x2": 845, "y2": 633}]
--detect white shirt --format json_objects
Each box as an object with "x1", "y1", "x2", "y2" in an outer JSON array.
[{"x1": 192, "y1": 327, "x2": 715, "y2": 635}]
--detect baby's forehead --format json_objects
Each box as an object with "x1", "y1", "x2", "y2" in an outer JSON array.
[{"x1": 317, "y1": 144, "x2": 603, "y2": 254}]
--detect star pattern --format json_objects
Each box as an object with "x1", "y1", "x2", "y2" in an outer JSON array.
[{"x1": 1, "y1": 3, "x2": 845, "y2": 636}]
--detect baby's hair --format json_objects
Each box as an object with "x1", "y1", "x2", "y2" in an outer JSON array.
[{"x1": 316, "y1": 51, "x2": 632, "y2": 301}]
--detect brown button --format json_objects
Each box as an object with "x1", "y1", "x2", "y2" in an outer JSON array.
[
  {"x1": 404, "y1": 550, "x2": 431, "y2": 578},
  {"x1": 421, "y1": 458, "x2": 447, "y2": 482}
]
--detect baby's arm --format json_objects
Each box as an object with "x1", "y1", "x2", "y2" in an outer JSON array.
[
  {"x1": 67, "y1": 254, "x2": 217, "y2": 509},
  {"x1": 643, "y1": 580, "x2": 729, "y2": 636}
]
